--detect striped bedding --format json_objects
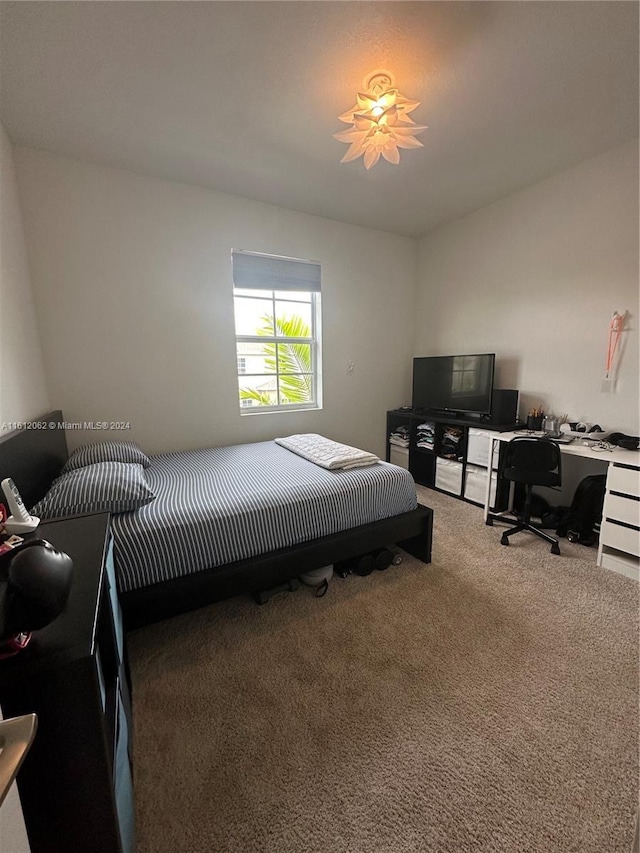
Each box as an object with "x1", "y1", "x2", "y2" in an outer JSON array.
[{"x1": 111, "y1": 440, "x2": 417, "y2": 593}]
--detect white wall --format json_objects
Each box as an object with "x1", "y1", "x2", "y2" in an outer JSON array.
[
  {"x1": 415, "y1": 140, "x2": 639, "y2": 436},
  {"x1": 14, "y1": 149, "x2": 417, "y2": 457},
  {"x1": 10, "y1": 140, "x2": 639, "y2": 461},
  {"x1": 0, "y1": 123, "x2": 49, "y2": 426}
]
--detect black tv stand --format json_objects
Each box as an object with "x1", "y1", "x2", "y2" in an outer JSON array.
[
  {"x1": 414, "y1": 409, "x2": 492, "y2": 427},
  {"x1": 448, "y1": 411, "x2": 483, "y2": 422},
  {"x1": 386, "y1": 409, "x2": 519, "y2": 508}
]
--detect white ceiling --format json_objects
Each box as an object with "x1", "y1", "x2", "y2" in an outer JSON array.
[{"x1": 1, "y1": 1, "x2": 637, "y2": 237}]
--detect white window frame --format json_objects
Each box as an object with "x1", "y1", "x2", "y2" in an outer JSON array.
[{"x1": 232, "y1": 251, "x2": 323, "y2": 416}]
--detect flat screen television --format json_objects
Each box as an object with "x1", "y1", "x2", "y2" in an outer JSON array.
[{"x1": 412, "y1": 354, "x2": 495, "y2": 416}]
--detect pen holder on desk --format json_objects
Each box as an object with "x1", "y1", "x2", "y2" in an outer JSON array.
[{"x1": 526, "y1": 415, "x2": 544, "y2": 430}]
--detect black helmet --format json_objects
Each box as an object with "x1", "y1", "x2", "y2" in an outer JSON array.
[{"x1": 0, "y1": 540, "x2": 73, "y2": 642}]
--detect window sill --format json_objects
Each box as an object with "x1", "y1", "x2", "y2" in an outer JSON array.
[{"x1": 240, "y1": 405, "x2": 322, "y2": 417}]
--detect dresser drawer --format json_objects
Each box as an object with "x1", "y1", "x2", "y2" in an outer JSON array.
[
  {"x1": 600, "y1": 520, "x2": 640, "y2": 558},
  {"x1": 604, "y1": 493, "x2": 640, "y2": 528},
  {"x1": 608, "y1": 464, "x2": 640, "y2": 498}
]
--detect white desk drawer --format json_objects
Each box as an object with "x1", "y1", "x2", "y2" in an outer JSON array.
[
  {"x1": 600, "y1": 520, "x2": 640, "y2": 558},
  {"x1": 608, "y1": 465, "x2": 640, "y2": 498},
  {"x1": 605, "y1": 493, "x2": 640, "y2": 528}
]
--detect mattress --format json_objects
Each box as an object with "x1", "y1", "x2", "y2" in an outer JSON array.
[{"x1": 111, "y1": 440, "x2": 417, "y2": 593}]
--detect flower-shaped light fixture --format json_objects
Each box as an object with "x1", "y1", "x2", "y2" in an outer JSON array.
[{"x1": 334, "y1": 72, "x2": 427, "y2": 169}]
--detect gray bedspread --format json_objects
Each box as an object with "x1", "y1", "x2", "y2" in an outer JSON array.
[{"x1": 111, "y1": 440, "x2": 417, "y2": 593}]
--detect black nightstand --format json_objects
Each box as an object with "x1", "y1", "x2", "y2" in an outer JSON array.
[{"x1": 0, "y1": 513, "x2": 134, "y2": 853}]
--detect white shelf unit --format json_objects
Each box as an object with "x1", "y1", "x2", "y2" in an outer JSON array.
[{"x1": 597, "y1": 462, "x2": 640, "y2": 581}]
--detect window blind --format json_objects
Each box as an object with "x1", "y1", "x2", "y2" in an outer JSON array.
[{"x1": 232, "y1": 250, "x2": 321, "y2": 292}]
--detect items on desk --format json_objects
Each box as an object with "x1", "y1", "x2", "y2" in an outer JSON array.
[
  {"x1": 589, "y1": 440, "x2": 615, "y2": 452},
  {"x1": 552, "y1": 434, "x2": 575, "y2": 445},
  {"x1": 608, "y1": 432, "x2": 640, "y2": 451},
  {"x1": 573, "y1": 422, "x2": 600, "y2": 434},
  {"x1": 526, "y1": 407, "x2": 545, "y2": 430},
  {"x1": 0, "y1": 506, "x2": 24, "y2": 559},
  {"x1": 558, "y1": 420, "x2": 606, "y2": 438},
  {"x1": 542, "y1": 416, "x2": 560, "y2": 435},
  {"x1": 542, "y1": 414, "x2": 592, "y2": 440}
]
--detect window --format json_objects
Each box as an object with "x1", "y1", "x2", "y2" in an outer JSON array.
[{"x1": 231, "y1": 250, "x2": 322, "y2": 414}]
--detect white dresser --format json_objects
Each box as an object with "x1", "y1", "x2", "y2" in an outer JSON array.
[{"x1": 597, "y1": 460, "x2": 640, "y2": 580}]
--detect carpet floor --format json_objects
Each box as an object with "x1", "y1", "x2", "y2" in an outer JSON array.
[{"x1": 128, "y1": 487, "x2": 639, "y2": 853}]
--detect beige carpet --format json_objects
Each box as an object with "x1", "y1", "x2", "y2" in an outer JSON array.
[{"x1": 129, "y1": 487, "x2": 639, "y2": 853}]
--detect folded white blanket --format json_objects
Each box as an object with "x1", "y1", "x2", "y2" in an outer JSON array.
[{"x1": 275, "y1": 434, "x2": 380, "y2": 470}]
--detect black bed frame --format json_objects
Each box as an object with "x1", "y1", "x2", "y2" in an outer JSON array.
[{"x1": 0, "y1": 412, "x2": 433, "y2": 629}]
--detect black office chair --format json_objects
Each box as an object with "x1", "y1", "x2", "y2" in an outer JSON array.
[{"x1": 487, "y1": 436, "x2": 562, "y2": 555}]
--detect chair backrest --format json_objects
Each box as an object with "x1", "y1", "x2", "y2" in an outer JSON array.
[{"x1": 503, "y1": 437, "x2": 561, "y2": 474}]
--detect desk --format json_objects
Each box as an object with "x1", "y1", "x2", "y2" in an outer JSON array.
[{"x1": 484, "y1": 432, "x2": 640, "y2": 579}]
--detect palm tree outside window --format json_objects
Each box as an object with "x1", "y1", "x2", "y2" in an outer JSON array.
[{"x1": 231, "y1": 250, "x2": 322, "y2": 413}]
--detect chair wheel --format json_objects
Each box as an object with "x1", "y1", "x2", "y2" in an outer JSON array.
[
  {"x1": 550, "y1": 544, "x2": 561, "y2": 555},
  {"x1": 500, "y1": 535, "x2": 509, "y2": 546}
]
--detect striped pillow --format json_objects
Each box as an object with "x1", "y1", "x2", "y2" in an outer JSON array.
[
  {"x1": 32, "y1": 462, "x2": 155, "y2": 521},
  {"x1": 62, "y1": 441, "x2": 151, "y2": 474}
]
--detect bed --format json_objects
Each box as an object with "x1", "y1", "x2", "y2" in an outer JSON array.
[{"x1": 0, "y1": 412, "x2": 433, "y2": 629}]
